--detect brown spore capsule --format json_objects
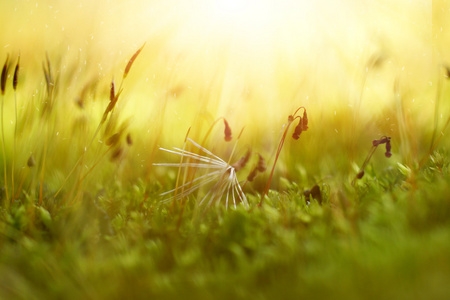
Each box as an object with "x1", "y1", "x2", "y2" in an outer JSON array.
[
  {"x1": 126, "y1": 133, "x2": 133, "y2": 145},
  {"x1": 1, "y1": 55, "x2": 9, "y2": 95},
  {"x1": 110, "y1": 79, "x2": 115, "y2": 102},
  {"x1": 247, "y1": 167, "x2": 258, "y2": 182},
  {"x1": 232, "y1": 148, "x2": 251, "y2": 172},
  {"x1": 224, "y1": 119, "x2": 232, "y2": 142},
  {"x1": 13, "y1": 55, "x2": 20, "y2": 90},
  {"x1": 292, "y1": 117, "x2": 303, "y2": 140},
  {"x1": 256, "y1": 154, "x2": 266, "y2": 172},
  {"x1": 302, "y1": 110, "x2": 309, "y2": 131},
  {"x1": 106, "y1": 133, "x2": 121, "y2": 146},
  {"x1": 356, "y1": 170, "x2": 365, "y2": 179},
  {"x1": 27, "y1": 154, "x2": 36, "y2": 168}
]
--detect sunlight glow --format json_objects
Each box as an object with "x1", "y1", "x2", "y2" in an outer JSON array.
[{"x1": 209, "y1": 0, "x2": 274, "y2": 28}]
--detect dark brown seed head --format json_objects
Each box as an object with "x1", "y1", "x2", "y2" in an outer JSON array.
[
  {"x1": 123, "y1": 43, "x2": 145, "y2": 79},
  {"x1": 224, "y1": 119, "x2": 232, "y2": 142},
  {"x1": 303, "y1": 189, "x2": 311, "y2": 198},
  {"x1": 256, "y1": 153, "x2": 266, "y2": 172},
  {"x1": 302, "y1": 110, "x2": 309, "y2": 131},
  {"x1": 13, "y1": 55, "x2": 20, "y2": 91},
  {"x1": 126, "y1": 133, "x2": 133, "y2": 146},
  {"x1": 356, "y1": 170, "x2": 365, "y2": 179},
  {"x1": 310, "y1": 184, "x2": 322, "y2": 205},
  {"x1": 385, "y1": 140, "x2": 391, "y2": 153},
  {"x1": 111, "y1": 147, "x2": 123, "y2": 161},
  {"x1": 232, "y1": 148, "x2": 252, "y2": 172},
  {"x1": 27, "y1": 154, "x2": 36, "y2": 168},
  {"x1": 1, "y1": 55, "x2": 9, "y2": 95},
  {"x1": 247, "y1": 167, "x2": 258, "y2": 182},
  {"x1": 385, "y1": 139, "x2": 392, "y2": 157},
  {"x1": 303, "y1": 185, "x2": 323, "y2": 205},
  {"x1": 292, "y1": 117, "x2": 303, "y2": 140},
  {"x1": 444, "y1": 65, "x2": 450, "y2": 78},
  {"x1": 101, "y1": 89, "x2": 122, "y2": 123},
  {"x1": 110, "y1": 79, "x2": 115, "y2": 102},
  {"x1": 106, "y1": 133, "x2": 121, "y2": 146}
]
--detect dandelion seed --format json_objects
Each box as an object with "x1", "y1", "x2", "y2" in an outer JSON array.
[{"x1": 154, "y1": 138, "x2": 248, "y2": 209}]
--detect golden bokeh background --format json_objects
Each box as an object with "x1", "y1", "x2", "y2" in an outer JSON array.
[{"x1": 0, "y1": 0, "x2": 448, "y2": 187}]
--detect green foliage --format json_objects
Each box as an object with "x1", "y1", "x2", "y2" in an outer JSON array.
[{"x1": 0, "y1": 160, "x2": 449, "y2": 299}]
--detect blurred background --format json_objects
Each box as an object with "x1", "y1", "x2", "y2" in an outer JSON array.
[{"x1": 0, "y1": 0, "x2": 446, "y2": 192}]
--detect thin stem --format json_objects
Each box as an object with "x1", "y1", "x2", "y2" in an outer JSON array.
[
  {"x1": 1, "y1": 95, "x2": 9, "y2": 203},
  {"x1": 38, "y1": 130, "x2": 49, "y2": 206},
  {"x1": 79, "y1": 146, "x2": 113, "y2": 182},
  {"x1": 14, "y1": 168, "x2": 30, "y2": 200},
  {"x1": 419, "y1": 75, "x2": 449, "y2": 169},
  {"x1": 200, "y1": 117, "x2": 225, "y2": 147},
  {"x1": 420, "y1": 114, "x2": 450, "y2": 168},
  {"x1": 429, "y1": 74, "x2": 442, "y2": 155},
  {"x1": 11, "y1": 91, "x2": 18, "y2": 202},
  {"x1": 172, "y1": 127, "x2": 190, "y2": 216},
  {"x1": 258, "y1": 118, "x2": 294, "y2": 207},
  {"x1": 351, "y1": 145, "x2": 377, "y2": 186},
  {"x1": 54, "y1": 65, "x2": 129, "y2": 199},
  {"x1": 226, "y1": 127, "x2": 245, "y2": 166},
  {"x1": 257, "y1": 107, "x2": 305, "y2": 207},
  {"x1": 54, "y1": 122, "x2": 102, "y2": 198}
]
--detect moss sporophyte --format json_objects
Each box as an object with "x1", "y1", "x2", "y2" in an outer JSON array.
[
  {"x1": 155, "y1": 106, "x2": 310, "y2": 210},
  {"x1": 352, "y1": 136, "x2": 392, "y2": 186}
]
